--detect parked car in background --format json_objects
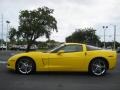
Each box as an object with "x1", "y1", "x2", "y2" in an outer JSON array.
[
  {"x1": 0, "y1": 45, "x2": 7, "y2": 50},
  {"x1": 19, "y1": 45, "x2": 38, "y2": 51},
  {"x1": 117, "y1": 47, "x2": 120, "y2": 53},
  {"x1": 10, "y1": 45, "x2": 38, "y2": 51},
  {"x1": 10, "y1": 45, "x2": 20, "y2": 50}
]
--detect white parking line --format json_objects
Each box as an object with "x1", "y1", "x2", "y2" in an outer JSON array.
[{"x1": 0, "y1": 61, "x2": 7, "y2": 64}]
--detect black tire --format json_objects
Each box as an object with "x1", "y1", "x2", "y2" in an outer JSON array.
[
  {"x1": 16, "y1": 57, "x2": 35, "y2": 75},
  {"x1": 89, "y1": 58, "x2": 108, "y2": 76}
]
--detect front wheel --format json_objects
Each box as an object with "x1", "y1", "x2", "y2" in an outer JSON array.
[
  {"x1": 89, "y1": 59, "x2": 108, "y2": 76},
  {"x1": 16, "y1": 58, "x2": 35, "y2": 75}
]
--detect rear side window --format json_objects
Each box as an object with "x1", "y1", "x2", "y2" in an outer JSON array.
[{"x1": 86, "y1": 45, "x2": 102, "y2": 51}]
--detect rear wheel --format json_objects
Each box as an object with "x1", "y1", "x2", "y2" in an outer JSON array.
[
  {"x1": 16, "y1": 58, "x2": 35, "y2": 75},
  {"x1": 89, "y1": 59, "x2": 108, "y2": 76}
]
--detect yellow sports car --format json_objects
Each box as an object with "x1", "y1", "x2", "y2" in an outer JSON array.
[{"x1": 7, "y1": 43, "x2": 117, "y2": 76}]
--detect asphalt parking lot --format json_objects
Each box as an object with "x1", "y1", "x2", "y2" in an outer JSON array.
[{"x1": 0, "y1": 51, "x2": 120, "y2": 90}]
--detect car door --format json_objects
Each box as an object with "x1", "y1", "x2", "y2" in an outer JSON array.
[{"x1": 48, "y1": 44, "x2": 85, "y2": 71}]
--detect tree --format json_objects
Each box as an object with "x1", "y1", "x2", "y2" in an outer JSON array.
[
  {"x1": 0, "y1": 39, "x2": 5, "y2": 46},
  {"x1": 101, "y1": 41, "x2": 120, "y2": 49},
  {"x1": 18, "y1": 6, "x2": 57, "y2": 51},
  {"x1": 66, "y1": 28, "x2": 101, "y2": 46},
  {"x1": 46, "y1": 40, "x2": 58, "y2": 48},
  {"x1": 9, "y1": 27, "x2": 17, "y2": 45}
]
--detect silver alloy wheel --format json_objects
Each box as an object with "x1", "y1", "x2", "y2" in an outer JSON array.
[
  {"x1": 91, "y1": 59, "x2": 106, "y2": 76},
  {"x1": 17, "y1": 59, "x2": 33, "y2": 74}
]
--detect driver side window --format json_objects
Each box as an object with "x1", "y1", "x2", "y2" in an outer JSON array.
[{"x1": 52, "y1": 45, "x2": 83, "y2": 53}]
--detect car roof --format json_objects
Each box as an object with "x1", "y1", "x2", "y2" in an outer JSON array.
[{"x1": 64, "y1": 43, "x2": 84, "y2": 46}]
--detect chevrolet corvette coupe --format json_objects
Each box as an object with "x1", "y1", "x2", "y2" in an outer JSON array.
[{"x1": 7, "y1": 43, "x2": 117, "y2": 76}]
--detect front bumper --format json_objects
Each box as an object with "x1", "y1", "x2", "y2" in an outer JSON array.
[{"x1": 7, "y1": 60, "x2": 16, "y2": 70}]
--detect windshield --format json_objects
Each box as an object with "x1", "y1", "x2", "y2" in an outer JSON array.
[{"x1": 46, "y1": 44, "x2": 64, "y2": 53}]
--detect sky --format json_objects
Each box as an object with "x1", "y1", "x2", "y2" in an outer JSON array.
[{"x1": 0, "y1": 0, "x2": 120, "y2": 42}]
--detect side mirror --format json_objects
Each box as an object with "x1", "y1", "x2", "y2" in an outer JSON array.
[{"x1": 57, "y1": 50, "x2": 64, "y2": 55}]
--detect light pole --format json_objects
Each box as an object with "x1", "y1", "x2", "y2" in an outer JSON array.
[
  {"x1": 109, "y1": 24, "x2": 117, "y2": 50},
  {"x1": 1, "y1": 14, "x2": 3, "y2": 50},
  {"x1": 103, "y1": 26, "x2": 108, "y2": 48},
  {"x1": 6, "y1": 20, "x2": 10, "y2": 50},
  {"x1": 113, "y1": 25, "x2": 116, "y2": 50}
]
